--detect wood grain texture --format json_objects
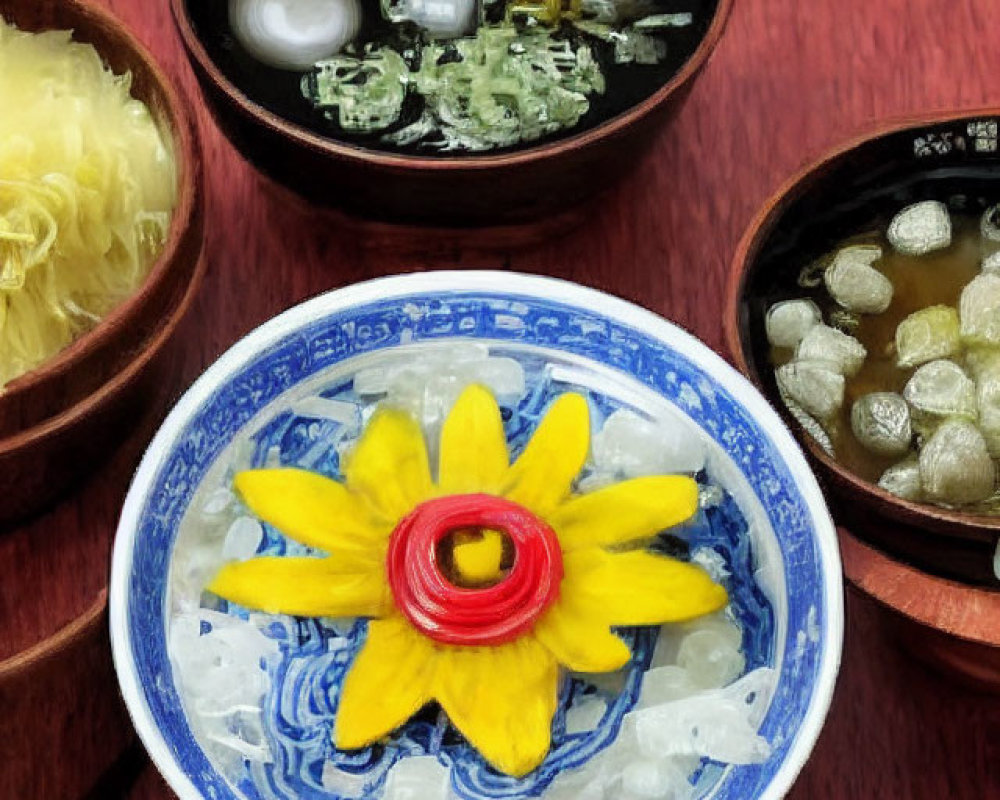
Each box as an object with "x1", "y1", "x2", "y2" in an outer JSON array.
[
  {"x1": 3, "y1": 0, "x2": 1000, "y2": 797},
  {"x1": 840, "y1": 528, "x2": 1000, "y2": 691},
  {"x1": 0, "y1": 593, "x2": 135, "y2": 799}
]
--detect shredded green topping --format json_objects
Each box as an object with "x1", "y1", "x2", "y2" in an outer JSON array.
[{"x1": 302, "y1": 2, "x2": 691, "y2": 151}]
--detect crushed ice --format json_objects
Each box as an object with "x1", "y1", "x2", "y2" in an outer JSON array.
[
  {"x1": 167, "y1": 344, "x2": 774, "y2": 798},
  {"x1": 169, "y1": 608, "x2": 282, "y2": 773}
]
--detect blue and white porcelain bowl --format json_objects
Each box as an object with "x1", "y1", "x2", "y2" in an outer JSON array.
[{"x1": 110, "y1": 272, "x2": 843, "y2": 800}]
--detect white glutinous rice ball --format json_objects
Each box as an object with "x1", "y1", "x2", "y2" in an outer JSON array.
[
  {"x1": 229, "y1": 0, "x2": 362, "y2": 71},
  {"x1": 386, "y1": 0, "x2": 477, "y2": 38}
]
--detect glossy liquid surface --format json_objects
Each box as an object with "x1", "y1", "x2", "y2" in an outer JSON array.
[{"x1": 186, "y1": 0, "x2": 717, "y2": 156}]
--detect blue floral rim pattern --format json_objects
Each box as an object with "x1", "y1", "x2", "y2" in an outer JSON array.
[{"x1": 125, "y1": 288, "x2": 832, "y2": 799}]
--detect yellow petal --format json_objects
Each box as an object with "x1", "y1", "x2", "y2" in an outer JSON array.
[
  {"x1": 452, "y1": 530, "x2": 506, "y2": 585},
  {"x1": 503, "y1": 393, "x2": 590, "y2": 515},
  {"x1": 533, "y1": 601, "x2": 632, "y2": 673},
  {"x1": 207, "y1": 556, "x2": 390, "y2": 618},
  {"x1": 434, "y1": 637, "x2": 558, "y2": 777},
  {"x1": 550, "y1": 476, "x2": 699, "y2": 551},
  {"x1": 561, "y1": 549, "x2": 728, "y2": 626},
  {"x1": 439, "y1": 385, "x2": 509, "y2": 494},
  {"x1": 335, "y1": 616, "x2": 436, "y2": 749},
  {"x1": 234, "y1": 469, "x2": 391, "y2": 554},
  {"x1": 342, "y1": 406, "x2": 433, "y2": 522}
]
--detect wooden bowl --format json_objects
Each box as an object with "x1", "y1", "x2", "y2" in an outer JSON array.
[
  {"x1": 839, "y1": 527, "x2": 1000, "y2": 693},
  {"x1": 0, "y1": 240, "x2": 205, "y2": 522},
  {"x1": 170, "y1": 0, "x2": 732, "y2": 228},
  {"x1": 0, "y1": 0, "x2": 203, "y2": 439},
  {"x1": 0, "y1": 593, "x2": 135, "y2": 798},
  {"x1": 0, "y1": 0, "x2": 204, "y2": 521},
  {"x1": 724, "y1": 109, "x2": 1000, "y2": 591},
  {"x1": 0, "y1": 371, "x2": 185, "y2": 797}
]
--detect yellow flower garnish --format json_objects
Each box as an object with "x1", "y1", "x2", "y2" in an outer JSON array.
[{"x1": 208, "y1": 384, "x2": 727, "y2": 777}]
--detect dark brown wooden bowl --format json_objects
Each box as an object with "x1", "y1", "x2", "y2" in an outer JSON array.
[
  {"x1": 0, "y1": 0, "x2": 203, "y2": 439},
  {"x1": 0, "y1": 243, "x2": 204, "y2": 522},
  {"x1": 170, "y1": 0, "x2": 732, "y2": 228},
  {"x1": 0, "y1": 324, "x2": 189, "y2": 796},
  {"x1": 724, "y1": 109, "x2": 1000, "y2": 590},
  {"x1": 0, "y1": 0, "x2": 205, "y2": 522},
  {"x1": 0, "y1": 592, "x2": 135, "y2": 798}
]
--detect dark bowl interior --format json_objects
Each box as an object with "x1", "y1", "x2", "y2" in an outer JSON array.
[
  {"x1": 182, "y1": 0, "x2": 719, "y2": 158},
  {"x1": 171, "y1": 0, "x2": 729, "y2": 226},
  {"x1": 730, "y1": 111, "x2": 1000, "y2": 589}
]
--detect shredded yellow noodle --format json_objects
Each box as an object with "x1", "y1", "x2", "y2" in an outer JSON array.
[{"x1": 0, "y1": 18, "x2": 177, "y2": 389}]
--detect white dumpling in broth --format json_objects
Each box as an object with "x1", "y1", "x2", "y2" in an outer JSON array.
[
  {"x1": 382, "y1": 0, "x2": 477, "y2": 38},
  {"x1": 229, "y1": 0, "x2": 362, "y2": 71}
]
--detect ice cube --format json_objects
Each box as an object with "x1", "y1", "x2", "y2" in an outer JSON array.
[
  {"x1": 675, "y1": 627, "x2": 745, "y2": 690},
  {"x1": 850, "y1": 393, "x2": 912, "y2": 456},
  {"x1": 468, "y1": 357, "x2": 526, "y2": 398},
  {"x1": 637, "y1": 666, "x2": 699, "y2": 708},
  {"x1": 321, "y1": 763, "x2": 369, "y2": 795},
  {"x1": 222, "y1": 516, "x2": 263, "y2": 561},
  {"x1": 895, "y1": 305, "x2": 961, "y2": 368},
  {"x1": 960, "y1": 274, "x2": 1000, "y2": 346},
  {"x1": 982, "y1": 252, "x2": 1000, "y2": 275},
  {"x1": 170, "y1": 611, "x2": 279, "y2": 729},
  {"x1": 201, "y1": 488, "x2": 235, "y2": 517},
  {"x1": 565, "y1": 695, "x2": 608, "y2": 734},
  {"x1": 592, "y1": 408, "x2": 706, "y2": 477},
  {"x1": 776, "y1": 361, "x2": 845, "y2": 421},
  {"x1": 382, "y1": 756, "x2": 451, "y2": 800},
  {"x1": 887, "y1": 200, "x2": 952, "y2": 255},
  {"x1": 902, "y1": 360, "x2": 977, "y2": 422},
  {"x1": 765, "y1": 299, "x2": 822, "y2": 348},
  {"x1": 689, "y1": 546, "x2": 730, "y2": 582},
  {"x1": 795, "y1": 325, "x2": 866, "y2": 376},
  {"x1": 878, "y1": 457, "x2": 922, "y2": 501},
  {"x1": 633, "y1": 668, "x2": 775, "y2": 765},
  {"x1": 823, "y1": 245, "x2": 893, "y2": 313},
  {"x1": 919, "y1": 419, "x2": 995, "y2": 505},
  {"x1": 621, "y1": 760, "x2": 686, "y2": 799},
  {"x1": 649, "y1": 624, "x2": 685, "y2": 669}
]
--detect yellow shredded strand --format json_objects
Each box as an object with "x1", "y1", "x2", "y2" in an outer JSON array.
[{"x1": 0, "y1": 18, "x2": 176, "y2": 388}]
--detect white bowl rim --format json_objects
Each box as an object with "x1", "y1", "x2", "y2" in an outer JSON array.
[{"x1": 110, "y1": 270, "x2": 844, "y2": 800}]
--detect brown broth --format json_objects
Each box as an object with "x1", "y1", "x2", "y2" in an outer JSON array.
[{"x1": 772, "y1": 215, "x2": 999, "y2": 493}]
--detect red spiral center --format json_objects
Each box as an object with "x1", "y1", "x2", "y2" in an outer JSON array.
[{"x1": 386, "y1": 494, "x2": 563, "y2": 646}]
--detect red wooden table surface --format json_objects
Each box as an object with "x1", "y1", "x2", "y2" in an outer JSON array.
[{"x1": 6, "y1": 0, "x2": 1000, "y2": 797}]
